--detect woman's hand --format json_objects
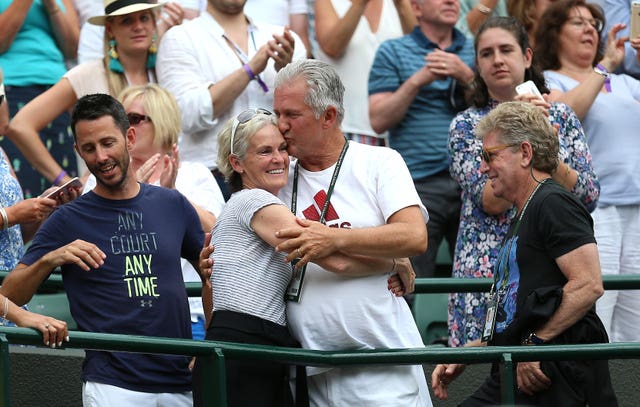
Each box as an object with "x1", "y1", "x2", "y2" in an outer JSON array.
[
  {"x1": 387, "y1": 258, "x2": 415, "y2": 296},
  {"x1": 159, "y1": 145, "x2": 179, "y2": 189},
  {"x1": 11, "y1": 305, "x2": 69, "y2": 348},
  {"x1": 7, "y1": 196, "x2": 57, "y2": 225},
  {"x1": 198, "y1": 232, "x2": 214, "y2": 283},
  {"x1": 599, "y1": 23, "x2": 627, "y2": 72},
  {"x1": 137, "y1": 153, "x2": 161, "y2": 183}
]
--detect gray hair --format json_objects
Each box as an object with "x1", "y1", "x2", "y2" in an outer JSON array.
[
  {"x1": 217, "y1": 111, "x2": 278, "y2": 192},
  {"x1": 274, "y1": 59, "x2": 345, "y2": 124},
  {"x1": 475, "y1": 101, "x2": 559, "y2": 174}
]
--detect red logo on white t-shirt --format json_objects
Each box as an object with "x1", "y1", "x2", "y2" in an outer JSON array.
[{"x1": 302, "y1": 190, "x2": 339, "y2": 222}]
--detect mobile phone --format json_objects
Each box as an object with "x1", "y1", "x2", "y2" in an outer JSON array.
[
  {"x1": 42, "y1": 177, "x2": 82, "y2": 201},
  {"x1": 631, "y1": 2, "x2": 640, "y2": 40},
  {"x1": 515, "y1": 80, "x2": 545, "y2": 101}
]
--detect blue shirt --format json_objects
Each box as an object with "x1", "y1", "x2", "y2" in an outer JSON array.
[
  {"x1": 21, "y1": 183, "x2": 204, "y2": 393},
  {"x1": 368, "y1": 26, "x2": 475, "y2": 180},
  {"x1": 0, "y1": 0, "x2": 67, "y2": 85}
]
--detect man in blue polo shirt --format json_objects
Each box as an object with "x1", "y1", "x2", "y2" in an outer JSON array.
[{"x1": 368, "y1": 0, "x2": 475, "y2": 279}]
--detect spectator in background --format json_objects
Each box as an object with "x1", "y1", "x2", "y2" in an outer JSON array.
[
  {"x1": 157, "y1": 0, "x2": 307, "y2": 200},
  {"x1": 7, "y1": 0, "x2": 163, "y2": 189},
  {"x1": 81, "y1": 84, "x2": 224, "y2": 340},
  {"x1": 591, "y1": 0, "x2": 640, "y2": 79},
  {"x1": 245, "y1": 0, "x2": 313, "y2": 57},
  {"x1": 456, "y1": 0, "x2": 506, "y2": 38},
  {"x1": 314, "y1": 0, "x2": 416, "y2": 146},
  {"x1": 77, "y1": 0, "x2": 189, "y2": 64},
  {"x1": 447, "y1": 16, "x2": 599, "y2": 347},
  {"x1": 536, "y1": 0, "x2": 640, "y2": 342},
  {"x1": 0, "y1": 0, "x2": 79, "y2": 198},
  {"x1": 1, "y1": 93, "x2": 203, "y2": 406},
  {"x1": 273, "y1": 59, "x2": 432, "y2": 406},
  {"x1": 368, "y1": 0, "x2": 475, "y2": 279},
  {"x1": 433, "y1": 101, "x2": 616, "y2": 406},
  {"x1": 506, "y1": 0, "x2": 555, "y2": 47}
]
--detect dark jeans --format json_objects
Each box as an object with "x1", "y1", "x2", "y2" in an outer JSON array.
[
  {"x1": 192, "y1": 311, "x2": 307, "y2": 407},
  {"x1": 412, "y1": 170, "x2": 461, "y2": 278}
]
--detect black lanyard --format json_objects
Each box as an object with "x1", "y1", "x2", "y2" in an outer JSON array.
[{"x1": 290, "y1": 138, "x2": 349, "y2": 223}]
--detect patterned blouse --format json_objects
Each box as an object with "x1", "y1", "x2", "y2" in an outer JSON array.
[
  {"x1": 0, "y1": 149, "x2": 24, "y2": 271},
  {"x1": 447, "y1": 99, "x2": 600, "y2": 347},
  {"x1": 0, "y1": 149, "x2": 27, "y2": 327}
]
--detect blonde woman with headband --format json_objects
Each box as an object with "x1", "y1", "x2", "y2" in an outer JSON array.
[{"x1": 6, "y1": 0, "x2": 165, "y2": 191}]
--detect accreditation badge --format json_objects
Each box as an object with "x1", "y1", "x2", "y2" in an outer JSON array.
[
  {"x1": 482, "y1": 292, "x2": 499, "y2": 343},
  {"x1": 285, "y1": 260, "x2": 306, "y2": 302}
]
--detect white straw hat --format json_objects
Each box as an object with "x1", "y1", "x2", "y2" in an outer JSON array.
[{"x1": 88, "y1": 0, "x2": 162, "y2": 26}]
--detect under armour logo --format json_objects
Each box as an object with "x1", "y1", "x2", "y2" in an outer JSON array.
[
  {"x1": 140, "y1": 299, "x2": 153, "y2": 308},
  {"x1": 302, "y1": 190, "x2": 339, "y2": 222}
]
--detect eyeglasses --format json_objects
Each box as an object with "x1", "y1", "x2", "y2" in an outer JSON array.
[
  {"x1": 567, "y1": 17, "x2": 603, "y2": 33},
  {"x1": 230, "y1": 108, "x2": 274, "y2": 155},
  {"x1": 127, "y1": 112, "x2": 152, "y2": 126},
  {"x1": 480, "y1": 143, "x2": 519, "y2": 163}
]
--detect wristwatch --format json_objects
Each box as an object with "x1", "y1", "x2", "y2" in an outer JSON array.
[{"x1": 522, "y1": 332, "x2": 546, "y2": 346}]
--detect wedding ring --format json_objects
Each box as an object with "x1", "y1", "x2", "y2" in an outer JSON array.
[
  {"x1": 442, "y1": 62, "x2": 447, "y2": 69},
  {"x1": 45, "y1": 324, "x2": 50, "y2": 329},
  {"x1": 297, "y1": 248, "x2": 302, "y2": 257}
]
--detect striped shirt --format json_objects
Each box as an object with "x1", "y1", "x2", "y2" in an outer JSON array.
[
  {"x1": 368, "y1": 26, "x2": 475, "y2": 180},
  {"x1": 211, "y1": 189, "x2": 292, "y2": 326}
]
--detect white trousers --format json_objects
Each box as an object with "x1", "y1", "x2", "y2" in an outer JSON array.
[
  {"x1": 594, "y1": 204, "x2": 640, "y2": 342},
  {"x1": 307, "y1": 365, "x2": 433, "y2": 407},
  {"x1": 82, "y1": 382, "x2": 192, "y2": 407}
]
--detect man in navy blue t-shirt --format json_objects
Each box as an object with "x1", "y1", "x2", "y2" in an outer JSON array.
[{"x1": 1, "y1": 94, "x2": 204, "y2": 406}]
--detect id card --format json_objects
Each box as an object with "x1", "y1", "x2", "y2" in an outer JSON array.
[
  {"x1": 482, "y1": 295, "x2": 498, "y2": 343},
  {"x1": 285, "y1": 260, "x2": 306, "y2": 302}
]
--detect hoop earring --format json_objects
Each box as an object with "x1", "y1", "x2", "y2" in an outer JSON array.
[{"x1": 108, "y1": 39, "x2": 124, "y2": 73}]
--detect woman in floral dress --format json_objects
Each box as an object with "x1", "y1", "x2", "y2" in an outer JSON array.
[{"x1": 447, "y1": 16, "x2": 600, "y2": 346}]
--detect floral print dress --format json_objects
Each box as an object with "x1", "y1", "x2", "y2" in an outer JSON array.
[
  {"x1": 0, "y1": 148, "x2": 26, "y2": 326},
  {"x1": 447, "y1": 99, "x2": 600, "y2": 347}
]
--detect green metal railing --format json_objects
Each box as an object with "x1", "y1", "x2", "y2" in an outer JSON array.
[
  {"x1": 4, "y1": 271, "x2": 640, "y2": 295},
  {"x1": 1, "y1": 272, "x2": 640, "y2": 406},
  {"x1": 2, "y1": 327, "x2": 640, "y2": 406}
]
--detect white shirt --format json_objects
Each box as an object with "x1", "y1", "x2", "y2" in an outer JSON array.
[{"x1": 157, "y1": 12, "x2": 307, "y2": 169}]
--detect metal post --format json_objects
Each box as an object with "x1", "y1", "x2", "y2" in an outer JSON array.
[
  {"x1": 500, "y1": 352, "x2": 515, "y2": 406},
  {"x1": 201, "y1": 348, "x2": 227, "y2": 406},
  {"x1": 0, "y1": 334, "x2": 10, "y2": 407}
]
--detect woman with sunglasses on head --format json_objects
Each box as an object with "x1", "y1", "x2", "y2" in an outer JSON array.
[
  {"x1": 447, "y1": 16, "x2": 599, "y2": 348},
  {"x1": 81, "y1": 84, "x2": 224, "y2": 340},
  {"x1": 191, "y1": 108, "x2": 414, "y2": 407},
  {"x1": 536, "y1": 0, "x2": 640, "y2": 342},
  {"x1": 6, "y1": 0, "x2": 165, "y2": 190}
]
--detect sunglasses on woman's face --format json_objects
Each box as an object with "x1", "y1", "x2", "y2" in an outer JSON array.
[{"x1": 127, "y1": 112, "x2": 152, "y2": 126}]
